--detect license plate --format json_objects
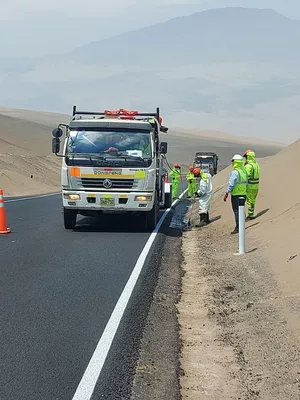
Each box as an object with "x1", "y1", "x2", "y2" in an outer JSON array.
[
  {"x1": 100, "y1": 198, "x2": 115, "y2": 206},
  {"x1": 93, "y1": 168, "x2": 122, "y2": 175}
]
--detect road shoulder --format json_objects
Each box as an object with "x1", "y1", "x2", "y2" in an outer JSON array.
[
  {"x1": 130, "y1": 224, "x2": 183, "y2": 400},
  {"x1": 179, "y1": 218, "x2": 300, "y2": 399}
]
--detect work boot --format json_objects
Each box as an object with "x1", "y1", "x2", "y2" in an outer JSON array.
[
  {"x1": 196, "y1": 213, "x2": 207, "y2": 227},
  {"x1": 231, "y1": 227, "x2": 238, "y2": 234},
  {"x1": 206, "y1": 212, "x2": 210, "y2": 224},
  {"x1": 246, "y1": 215, "x2": 256, "y2": 221}
]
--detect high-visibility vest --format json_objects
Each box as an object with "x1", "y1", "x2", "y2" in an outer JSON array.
[
  {"x1": 200, "y1": 171, "x2": 207, "y2": 181},
  {"x1": 245, "y1": 162, "x2": 260, "y2": 188},
  {"x1": 231, "y1": 168, "x2": 247, "y2": 196},
  {"x1": 170, "y1": 169, "x2": 181, "y2": 181},
  {"x1": 186, "y1": 172, "x2": 196, "y2": 182}
]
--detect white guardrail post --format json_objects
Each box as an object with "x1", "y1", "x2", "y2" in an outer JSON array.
[{"x1": 237, "y1": 196, "x2": 246, "y2": 255}]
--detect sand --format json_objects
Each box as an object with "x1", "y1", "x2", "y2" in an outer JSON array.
[
  {"x1": 179, "y1": 140, "x2": 300, "y2": 399},
  {"x1": 0, "y1": 112, "x2": 63, "y2": 196}
]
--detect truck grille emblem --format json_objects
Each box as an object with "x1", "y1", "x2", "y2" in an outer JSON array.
[{"x1": 103, "y1": 179, "x2": 113, "y2": 189}]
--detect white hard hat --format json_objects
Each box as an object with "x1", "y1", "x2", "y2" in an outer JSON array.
[{"x1": 231, "y1": 154, "x2": 243, "y2": 161}]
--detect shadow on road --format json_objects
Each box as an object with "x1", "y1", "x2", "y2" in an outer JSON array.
[
  {"x1": 73, "y1": 210, "x2": 170, "y2": 233},
  {"x1": 210, "y1": 215, "x2": 222, "y2": 223},
  {"x1": 256, "y1": 208, "x2": 270, "y2": 218},
  {"x1": 246, "y1": 222, "x2": 260, "y2": 230},
  {"x1": 246, "y1": 247, "x2": 258, "y2": 254}
]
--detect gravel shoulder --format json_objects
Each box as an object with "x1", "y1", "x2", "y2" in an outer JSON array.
[
  {"x1": 179, "y1": 212, "x2": 300, "y2": 399},
  {"x1": 130, "y1": 223, "x2": 183, "y2": 400}
]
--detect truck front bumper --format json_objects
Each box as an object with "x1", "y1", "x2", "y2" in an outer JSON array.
[{"x1": 62, "y1": 190, "x2": 154, "y2": 212}]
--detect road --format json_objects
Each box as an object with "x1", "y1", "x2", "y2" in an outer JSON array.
[{"x1": 1, "y1": 193, "x2": 179, "y2": 400}]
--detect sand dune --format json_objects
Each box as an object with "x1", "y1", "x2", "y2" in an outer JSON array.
[
  {"x1": 0, "y1": 106, "x2": 282, "y2": 197},
  {"x1": 179, "y1": 139, "x2": 300, "y2": 399},
  {"x1": 170, "y1": 127, "x2": 285, "y2": 147},
  {"x1": 0, "y1": 112, "x2": 62, "y2": 196},
  {"x1": 211, "y1": 139, "x2": 300, "y2": 297}
]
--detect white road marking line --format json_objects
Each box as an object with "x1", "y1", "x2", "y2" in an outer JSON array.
[
  {"x1": 72, "y1": 188, "x2": 188, "y2": 400},
  {"x1": 5, "y1": 192, "x2": 60, "y2": 203}
]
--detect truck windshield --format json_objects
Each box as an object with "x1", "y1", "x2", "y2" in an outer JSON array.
[
  {"x1": 197, "y1": 156, "x2": 214, "y2": 163},
  {"x1": 66, "y1": 130, "x2": 152, "y2": 158}
]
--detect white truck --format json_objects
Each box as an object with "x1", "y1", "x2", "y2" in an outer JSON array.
[{"x1": 52, "y1": 106, "x2": 172, "y2": 231}]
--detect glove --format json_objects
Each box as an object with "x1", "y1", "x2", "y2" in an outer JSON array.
[{"x1": 223, "y1": 192, "x2": 228, "y2": 202}]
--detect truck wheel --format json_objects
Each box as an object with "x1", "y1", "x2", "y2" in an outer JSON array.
[
  {"x1": 145, "y1": 192, "x2": 158, "y2": 231},
  {"x1": 63, "y1": 208, "x2": 77, "y2": 230},
  {"x1": 164, "y1": 191, "x2": 172, "y2": 209}
]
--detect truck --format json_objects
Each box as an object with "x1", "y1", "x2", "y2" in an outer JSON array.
[
  {"x1": 193, "y1": 151, "x2": 219, "y2": 176},
  {"x1": 51, "y1": 106, "x2": 172, "y2": 231}
]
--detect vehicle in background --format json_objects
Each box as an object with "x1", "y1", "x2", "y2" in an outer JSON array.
[{"x1": 193, "y1": 151, "x2": 219, "y2": 176}]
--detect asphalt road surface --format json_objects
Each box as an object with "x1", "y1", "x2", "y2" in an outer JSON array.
[{"x1": 1, "y1": 193, "x2": 180, "y2": 400}]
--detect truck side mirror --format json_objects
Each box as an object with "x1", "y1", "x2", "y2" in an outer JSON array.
[
  {"x1": 160, "y1": 125, "x2": 168, "y2": 133},
  {"x1": 160, "y1": 141, "x2": 168, "y2": 154},
  {"x1": 52, "y1": 137, "x2": 60, "y2": 154},
  {"x1": 52, "y1": 127, "x2": 63, "y2": 138}
]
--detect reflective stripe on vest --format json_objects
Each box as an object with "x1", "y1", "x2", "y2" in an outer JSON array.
[
  {"x1": 231, "y1": 168, "x2": 247, "y2": 196},
  {"x1": 247, "y1": 162, "x2": 260, "y2": 185}
]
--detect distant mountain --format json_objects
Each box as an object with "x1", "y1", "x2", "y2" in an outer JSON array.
[
  {"x1": 1, "y1": 7, "x2": 300, "y2": 143},
  {"x1": 68, "y1": 7, "x2": 300, "y2": 64},
  {"x1": 2, "y1": 2, "x2": 300, "y2": 58},
  {"x1": 201, "y1": 0, "x2": 300, "y2": 20},
  {"x1": 0, "y1": 3, "x2": 207, "y2": 58}
]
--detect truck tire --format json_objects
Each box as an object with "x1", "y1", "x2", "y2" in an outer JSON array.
[
  {"x1": 145, "y1": 192, "x2": 158, "y2": 231},
  {"x1": 164, "y1": 191, "x2": 172, "y2": 209},
  {"x1": 63, "y1": 208, "x2": 77, "y2": 230}
]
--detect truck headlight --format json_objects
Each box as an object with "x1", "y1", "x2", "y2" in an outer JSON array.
[
  {"x1": 64, "y1": 194, "x2": 80, "y2": 200},
  {"x1": 134, "y1": 195, "x2": 152, "y2": 201}
]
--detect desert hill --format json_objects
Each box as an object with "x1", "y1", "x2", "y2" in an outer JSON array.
[{"x1": 210, "y1": 138, "x2": 300, "y2": 295}]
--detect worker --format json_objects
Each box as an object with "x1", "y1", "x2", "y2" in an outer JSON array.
[
  {"x1": 243, "y1": 149, "x2": 260, "y2": 220},
  {"x1": 169, "y1": 163, "x2": 182, "y2": 199},
  {"x1": 193, "y1": 167, "x2": 201, "y2": 197},
  {"x1": 223, "y1": 154, "x2": 248, "y2": 234},
  {"x1": 196, "y1": 168, "x2": 213, "y2": 227},
  {"x1": 186, "y1": 165, "x2": 197, "y2": 198}
]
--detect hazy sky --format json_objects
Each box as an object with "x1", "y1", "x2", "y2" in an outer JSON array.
[
  {"x1": 0, "y1": 0, "x2": 298, "y2": 22},
  {"x1": 0, "y1": 0, "x2": 203, "y2": 19}
]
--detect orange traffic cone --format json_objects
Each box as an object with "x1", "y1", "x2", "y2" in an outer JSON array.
[{"x1": 0, "y1": 190, "x2": 11, "y2": 234}]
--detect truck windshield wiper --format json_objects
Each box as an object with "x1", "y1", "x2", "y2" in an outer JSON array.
[
  {"x1": 66, "y1": 152, "x2": 107, "y2": 161},
  {"x1": 66, "y1": 152, "x2": 148, "y2": 163},
  {"x1": 113, "y1": 154, "x2": 145, "y2": 162}
]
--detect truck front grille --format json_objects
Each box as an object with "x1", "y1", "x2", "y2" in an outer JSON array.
[{"x1": 80, "y1": 178, "x2": 134, "y2": 189}]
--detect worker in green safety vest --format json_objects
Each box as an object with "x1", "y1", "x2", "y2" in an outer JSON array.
[
  {"x1": 186, "y1": 165, "x2": 197, "y2": 198},
  {"x1": 243, "y1": 149, "x2": 260, "y2": 220},
  {"x1": 169, "y1": 163, "x2": 182, "y2": 199},
  {"x1": 223, "y1": 154, "x2": 248, "y2": 234}
]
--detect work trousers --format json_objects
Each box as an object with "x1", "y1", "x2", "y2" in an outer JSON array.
[
  {"x1": 231, "y1": 195, "x2": 246, "y2": 229},
  {"x1": 246, "y1": 188, "x2": 258, "y2": 217},
  {"x1": 172, "y1": 180, "x2": 179, "y2": 198},
  {"x1": 187, "y1": 181, "x2": 196, "y2": 197}
]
